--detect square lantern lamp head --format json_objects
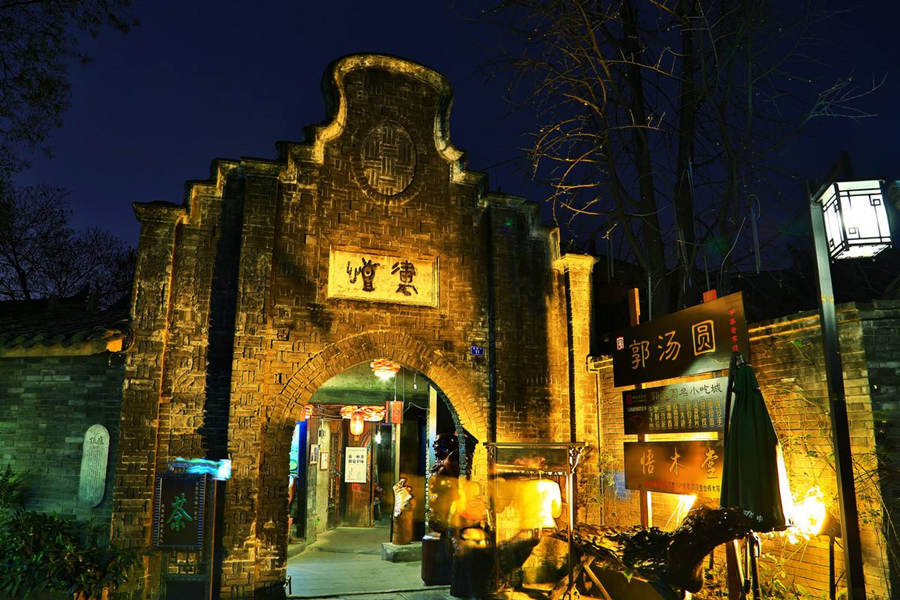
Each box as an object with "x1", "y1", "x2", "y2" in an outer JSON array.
[{"x1": 816, "y1": 180, "x2": 893, "y2": 260}]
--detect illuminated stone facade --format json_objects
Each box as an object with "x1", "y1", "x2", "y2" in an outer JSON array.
[
  {"x1": 588, "y1": 304, "x2": 896, "y2": 599},
  {"x1": 110, "y1": 51, "x2": 896, "y2": 600},
  {"x1": 112, "y1": 55, "x2": 583, "y2": 598}
]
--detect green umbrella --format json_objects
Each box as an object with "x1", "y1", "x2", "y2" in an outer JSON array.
[{"x1": 720, "y1": 357, "x2": 788, "y2": 533}]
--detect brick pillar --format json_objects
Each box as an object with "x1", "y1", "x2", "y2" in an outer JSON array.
[
  {"x1": 112, "y1": 202, "x2": 184, "y2": 597},
  {"x1": 220, "y1": 169, "x2": 281, "y2": 598},
  {"x1": 552, "y1": 253, "x2": 599, "y2": 523}
]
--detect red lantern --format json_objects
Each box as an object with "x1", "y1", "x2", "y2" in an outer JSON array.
[{"x1": 349, "y1": 411, "x2": 365, "y2": 436}]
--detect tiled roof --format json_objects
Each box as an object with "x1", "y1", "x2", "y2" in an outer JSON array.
[{"x1": 0, "y1": 295, "x2": 130, "y2": 357}]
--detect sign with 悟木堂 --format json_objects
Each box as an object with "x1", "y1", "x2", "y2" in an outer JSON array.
[
  {"x1": 152, "y1": 473, "x2": 207, "y2": 550},
  {"x1": 327, "y1": 248, "x2": 438, "y2": 307},
  {"x1": 624, "y1": 439, "x2": 724, "y2": 496},
  {"x1": 611, "y1": 292, "x2": 749, "y2": 387},
  {"x1": 623, "y1": 376, "x2": 728, "y2": 435}
]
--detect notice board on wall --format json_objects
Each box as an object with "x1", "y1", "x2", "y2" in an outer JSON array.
[
  {"x1": 622, "y1": 376, "x2": 729, "y2": 435},
  {"x1": 344, "y1": 447, "x2": 368, "y2": 483}
]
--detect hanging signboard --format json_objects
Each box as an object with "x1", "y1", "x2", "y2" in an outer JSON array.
[
  {"x1": 327, "y1": 248, "x2": 438, "y2": 307},
  {"x1": 344, "y1": 447, "x2": 368, "y2": 483},
  {"x1": 385, "y1": 400, "x2": 404, "y2": 424},
  {"x1": 623, "y1": 376, "x2": 728, "y2": 435},
  {"x1": 624, "y1": 439, "x2": 724, "y2": 496},
  {"x1": 152, "y1": 473, "x2": 207, "y2": 550},
  {"x1": 611, "y1": 292, "x2": 749, "y2": 387}
]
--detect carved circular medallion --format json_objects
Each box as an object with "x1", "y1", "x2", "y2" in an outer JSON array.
[{"x1": 358, "y1": 123, "x2": 417, "y2": 197}]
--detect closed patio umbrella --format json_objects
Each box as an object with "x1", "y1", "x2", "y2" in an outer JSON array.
[{"x1": 720, "y1": 356, "x2": 788, "y2": 533}]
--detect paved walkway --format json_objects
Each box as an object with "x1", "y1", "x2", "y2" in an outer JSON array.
[{"x1": 286, "y1": 525, "x2": 453, "y2": 599}]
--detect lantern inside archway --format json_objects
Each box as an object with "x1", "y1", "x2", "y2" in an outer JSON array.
[
  {"x1": 349, "y1": 411, "x2": 365, "y2": 436},
  {"x1": 370, "y1": 358, "x2": 401, "y2": 381},
  {"x1": 339, "y1": 405, "x2": 385, "y2": 437}
]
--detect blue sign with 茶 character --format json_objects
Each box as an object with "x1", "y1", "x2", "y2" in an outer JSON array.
[{"x1": 610, "y1": 292, "x2": 749, "y2": 387}]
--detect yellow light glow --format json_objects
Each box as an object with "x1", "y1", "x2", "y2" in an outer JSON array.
[
  {"x1": 787, "y1": 487, "x2": 827, "y2": 541},
  {"x1": 371, "y1": 358, "x2": 401, "y2": 380},
  {"x1": 349, "y1": 411, "x2": 365, "y2": 436},
  {"x1": 663, "y1": 494, "x2": 697, "y2": 529}
]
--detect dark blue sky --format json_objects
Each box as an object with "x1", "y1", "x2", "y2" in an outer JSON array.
[{"x1": 13, "y1": 1, "x2": 900, "y2": 247}]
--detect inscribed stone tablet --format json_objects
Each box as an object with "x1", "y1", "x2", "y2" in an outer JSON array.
[{"x1": 78, "y1": 424, "x2": 110, "y2": 506}]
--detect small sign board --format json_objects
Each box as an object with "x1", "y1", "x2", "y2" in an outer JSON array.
[
  {"x1": 344, "y1": 447, "x2": 368, "y2": 483},
  {"x1": 78, "y1": 424, "x2": 110, "y2": 507},
  {"x1": 385, "y1": 401, "x2": 404, "y2": 424},
  {"x1": 152, "y1": 473, "x2": 207, "y2": 550},
  {"x1": 327, "y1": 248, "x2": 438, "y2": 307},
  {"x1": 624, "y1": 439, "x2": 723, "y2": 496},
  {"x1": 470, "y1": 344, "x2": 485, "y2": 356},
  {"x1": 611, "y1": 292, "x2": 749, "y2": 387},
  {"x1": 623, "y1": 377, "x2": 728, "y2": 435}
]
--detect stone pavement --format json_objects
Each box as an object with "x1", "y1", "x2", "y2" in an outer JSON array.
[{"x1": 285, "y1": 525, "x2": 454, "y2": 599}]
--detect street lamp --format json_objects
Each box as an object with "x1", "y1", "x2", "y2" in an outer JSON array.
[
  {"x1": 818, "y1": 180, "x2": 892, "y2": 259},
  {"x1": 809, "y1": 178, "x2": 893, "y2": 600}
]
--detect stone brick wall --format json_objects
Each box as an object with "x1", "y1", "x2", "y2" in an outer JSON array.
[
  {"x1": 112, "y1": 55, "x2": 564, "y2": 599},
  {"x1": 0, "y1": 354, "x2": 123, "y2": 528},
  {"x1": 859, "y1": 300, "x2": 900, "y2": 593},
  {"x1": 588, "y1": 302, "x2": 894, "y2": 599}
]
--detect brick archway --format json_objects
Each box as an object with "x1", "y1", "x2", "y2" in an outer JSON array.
[{"x1": 274, "y1": 329, "x2": 487, "y2": 443}]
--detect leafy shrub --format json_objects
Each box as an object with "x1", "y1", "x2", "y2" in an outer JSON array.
[
  {"x1": 0, "y1": 508, "x2": 138, "y2": 599},
  {"x1": 0, "y1": 464, "x2": 27, "y2": 510}
]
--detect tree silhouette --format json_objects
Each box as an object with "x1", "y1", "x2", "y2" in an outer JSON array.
[{"x1": 484, "y1": 0, "x2": 880, "y2": 314}]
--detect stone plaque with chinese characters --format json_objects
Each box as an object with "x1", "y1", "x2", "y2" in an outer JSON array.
[
  {"x1": 327, "y1": 248, "x2": 438, "y2": 307},
  {"x1": 78, "y1": 424, "x2": 109, "y2": 506},
  {"x1": 623, "y1": 377, "x2": 728, "y2": 435},
  {"x1": 624, "y1": 439, "x2": 724, "y2": 496},
  {"x1": 610, "y1": 292, "x2": 749, "y2": 387}
]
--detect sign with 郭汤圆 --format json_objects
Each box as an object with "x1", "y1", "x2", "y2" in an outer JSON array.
[
  {"x1": 327, "y1": 248, "x2": 438, "y2": 307},
  {"x1": 78, "y1": 424, "x2": 110, "y2": 507},
  {"x1": 611, "y1": 292, "x2": 749, "y2": 387},
  {"x1": 624, "y1": 439, "x2": 723, "y2": 496},
  {"x1": 152, "y1": 473, "x2": 207, "y2": 550},
  {"x1": 623, "y1": 376, "x2": 728, "y2": 435},
  {"x1": 344, "y1": 447, "x2": 368, "y2": 483}
]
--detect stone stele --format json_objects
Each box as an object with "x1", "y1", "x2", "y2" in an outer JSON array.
[{"x1": 78, "y1": 424, "x2": 110, "y2": 507}]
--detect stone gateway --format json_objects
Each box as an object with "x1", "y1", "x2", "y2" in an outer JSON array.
[{"x1": 111, "y1": 54, "x2": 594, "y2": 599}]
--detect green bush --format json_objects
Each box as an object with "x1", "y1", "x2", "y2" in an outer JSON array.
[
  {"x1": 0, "y1": 501, "x2": 138, "y2": 599},
  {"x1": 0, "y1": 464, "x2": 28, "y2": 510}
]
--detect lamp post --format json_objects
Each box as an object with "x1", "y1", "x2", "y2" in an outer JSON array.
[{"x1": 809, "y1": 179, "x2": 893, "y2": 600}]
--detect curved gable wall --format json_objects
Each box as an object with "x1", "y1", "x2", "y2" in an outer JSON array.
[{"x1": 112, "y1": 55, "x2": 563, "y2": 598}]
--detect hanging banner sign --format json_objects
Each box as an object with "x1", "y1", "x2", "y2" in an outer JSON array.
[
  {"x1": 344, "y1": 447, "x2": 368, "y2": 483},
  {"x1": 385, "y1": 400, "x2": 404, "y2": 424},
  {"x1": 623, "y1": 376, "x2": 728, "y2": 435},
  {"x1": 327, "y1": 248, "x2": 438, "y2": 307},
  {"x1": 152, "y1": 473, "x2": 207, "y2": 549},
  {"x1": 624, "y1": 439, "x2": 724, "y2": 496},
  {"x1": 611, "y1": 292, "x2": 749, "y2": 387}
]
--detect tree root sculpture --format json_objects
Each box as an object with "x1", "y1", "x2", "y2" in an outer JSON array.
[{"x1": 550, "y1": 504, "x2": 756, "y2": 595}]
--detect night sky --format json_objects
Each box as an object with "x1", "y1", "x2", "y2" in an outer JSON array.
[{"x1": 13, "y1": 1, "x2": 900, "y2": 248}]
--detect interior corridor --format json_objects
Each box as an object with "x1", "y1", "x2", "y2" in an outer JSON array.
[{"x1": 285, "y1": 524, "x2": 449, "y2": 598}]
